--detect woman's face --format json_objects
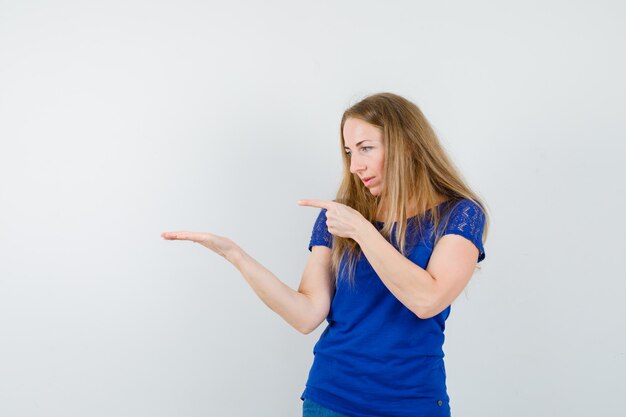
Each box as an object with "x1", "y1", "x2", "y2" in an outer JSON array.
[{"x1": 343, "y1": 117, "x2": 385, "y2": 196}]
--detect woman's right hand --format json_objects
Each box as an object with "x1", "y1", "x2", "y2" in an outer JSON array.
[{"x1": 161, "y1": 231, "x2": 241, "y2": 263}]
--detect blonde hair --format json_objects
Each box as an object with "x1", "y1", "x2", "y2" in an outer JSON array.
[{"x1": 330, "y1": 92, "x2": 490, "y2": 288}]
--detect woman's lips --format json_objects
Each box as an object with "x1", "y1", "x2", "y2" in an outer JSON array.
[{"x1": 363, "y1": 177, "x2": 375, "y2": 186}]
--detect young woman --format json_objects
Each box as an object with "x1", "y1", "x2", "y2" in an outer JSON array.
[{"x1": 161, "y1": 92, "x2": 489, "y2": 417}]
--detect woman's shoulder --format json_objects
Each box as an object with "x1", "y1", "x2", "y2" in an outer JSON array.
[
  {"x1": 438, "y1": 198, "x2": 486, "y2": 236},
  {"x1": 444, "y1": 198, "x2": 485, "y2": 215}
]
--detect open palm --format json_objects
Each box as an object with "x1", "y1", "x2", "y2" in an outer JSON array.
[{"x1": 161, "y1": 231, "x2": 238, "y2": 260}]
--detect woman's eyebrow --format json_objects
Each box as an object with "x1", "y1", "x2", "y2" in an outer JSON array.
[{"x1": 344, "y1": 140, "x2": 372, "y2": 150}]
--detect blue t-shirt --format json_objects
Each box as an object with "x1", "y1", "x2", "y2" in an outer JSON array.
[{"x1": 300, "y1": 198, "x2": 486, "y2": 417}]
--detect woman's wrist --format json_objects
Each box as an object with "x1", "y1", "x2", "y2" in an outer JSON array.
[{"x1": 225, "y1": 245, "x2": 245, "y2": 268}]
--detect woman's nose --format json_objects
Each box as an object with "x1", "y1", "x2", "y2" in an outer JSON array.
[
  {"x1": 350, "y1": 157, "x2": 365, "y2": 174},
  {"x1": 350, "y1": 160, "x2": 365, "y2": 174}
]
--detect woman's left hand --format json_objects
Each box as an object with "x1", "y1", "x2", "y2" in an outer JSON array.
[{"x1": 297, "y1": 199, "x2": 369, "y2": 240}]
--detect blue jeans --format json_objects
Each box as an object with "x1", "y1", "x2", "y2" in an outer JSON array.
[{"x1": 302, "y1": 398, "x2": 351, "y2": 417}]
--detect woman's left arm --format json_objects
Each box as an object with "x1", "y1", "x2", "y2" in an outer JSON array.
[
  {"x1": 297, "y1": 199, "x2": 479, "y2": 320},
  {"x1": 355, "y1": 224, "x2": 478, "y2": 319}
]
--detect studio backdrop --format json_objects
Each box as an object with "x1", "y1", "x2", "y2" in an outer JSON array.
[{"x1": 0, "y1": 1, "x2": 624, "y2": 416}]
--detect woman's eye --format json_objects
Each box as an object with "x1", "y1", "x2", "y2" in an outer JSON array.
[{"x1": 345, "y1": 147, "x2": 372, "y2": 156}]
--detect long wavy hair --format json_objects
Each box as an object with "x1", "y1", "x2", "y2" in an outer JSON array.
[{"x1": 330, "y1": 92, "x2": 490, "y2": 288}]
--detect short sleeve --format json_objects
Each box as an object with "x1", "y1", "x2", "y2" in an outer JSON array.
[
  {"x1": 308, "y1": 208, "x2": 333, "y2": 251},
  {"x1": 442, "y1": 199, "x2": 486, "y2": 263}
]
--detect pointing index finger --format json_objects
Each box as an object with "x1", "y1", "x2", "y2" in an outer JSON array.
[{"x1": 297, "y1": 199, "x2": 333, "y2": 210}]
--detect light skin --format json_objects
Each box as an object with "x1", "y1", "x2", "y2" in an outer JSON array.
[
  {"x1": 162, "y1": 117, "x2": 479, "y2": 323},
  {"x1": 342, "y1": 117, "x2": 386, "y2": 198}
]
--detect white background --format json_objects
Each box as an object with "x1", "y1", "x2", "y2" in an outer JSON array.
[{"x1": 1, "y1": 1, "x2": 624, "y2": 416}]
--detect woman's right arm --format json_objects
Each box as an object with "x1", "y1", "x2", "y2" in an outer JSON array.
[
  {"x1": 229, "y1": 245, "x2": 335, "y2": 335},
  {"x1": 161, "y1": 230, "x2": 334, "y2": 334}
]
